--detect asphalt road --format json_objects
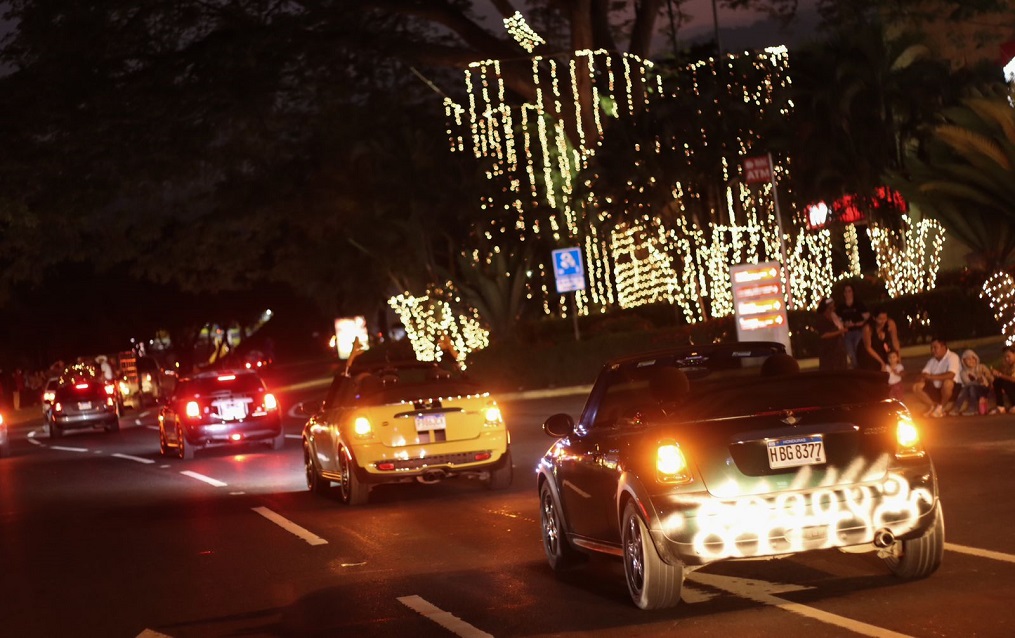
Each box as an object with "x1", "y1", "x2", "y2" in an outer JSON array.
[{"x1": 1, "y1": 361, "x2": 1014, "y2": 637}]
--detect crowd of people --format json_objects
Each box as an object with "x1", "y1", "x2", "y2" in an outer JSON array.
[{"x1": 816, "y1": 284, "x2": 1012, "y2": 417}]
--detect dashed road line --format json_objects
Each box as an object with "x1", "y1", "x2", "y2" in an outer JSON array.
[
  {"x1": 112, "y1": 453, "x2": 155, "y2": 465},
  {"x1": 180, "y1": 470, "x2": 227, "y2": 487},
  {"x1": 689, "y1": 573, "x2": 911, "y2": 638},
  {"x1": 252, "y1": 507, "x2": 328, "y2": 546},
  {"x1": 50, "y1": 445, "x2": 88, "y2": 453},
  {"x1": 284, "y1": 434, "x2": 301, "y2": 439},
  {"x1": 397, "y1": 595, "x2": 493, "y2": 638},
  {"x1": 946, "y1": 542, "x2": 1015, "y2": 564}
]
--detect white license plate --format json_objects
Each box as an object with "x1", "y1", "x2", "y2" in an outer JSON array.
[
  {"x1": 415, "y1": 414, "x2": 447, "y2": 432},
  {"x1": 78, "y1": 401, "x2": 92, "y2": 410},
  {"x1": 767, "y1": 435, "x2": 825, "y2": 469},
  {"x1": 218, "y1": 400, "x2": 247, "y2": 421}
]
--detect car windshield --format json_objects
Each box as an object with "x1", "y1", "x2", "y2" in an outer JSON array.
[{"x1": 177, "y1": 373, "x2": 264, "y2": 397}]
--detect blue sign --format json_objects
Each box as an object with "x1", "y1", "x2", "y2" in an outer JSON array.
[{"x1": 552, "y1": 247, "x2": 586, "y2": 293}]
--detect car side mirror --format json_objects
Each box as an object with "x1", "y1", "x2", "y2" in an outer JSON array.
[{"x1": 543, "y1": 413, "x2": 575, "y2": 438}]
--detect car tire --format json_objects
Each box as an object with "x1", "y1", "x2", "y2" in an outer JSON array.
[
  {"x1": 50, "y1": 423, "x2": 62, "y2": 440},
  {"x1": 338, "y1": 446, "x2": 369, "y2": 506},
  {"x1": 105, "y1": 418, "x2": 120, "y2": 433},
  {"x1": 304, "y1": 442, "x2": 330, "y2": 495},
  {"x1": 881, "y1": 500, "x2": 945, "y2": 579},
  {"x1": 622, "y1": 500, "x2": 684, "y2": 610},
  {"x1": 483, "y1": 449, "x2": 513, "y2": 490},
  {"x1": 177, "y1": 423, "x2": 195, "y2": 460},
  {"x1": 159, "y1": 427, "x2": 169, "y2": 456},
  {"x1": 539, "y1": 481, "x2": 585, "y2": 572}
]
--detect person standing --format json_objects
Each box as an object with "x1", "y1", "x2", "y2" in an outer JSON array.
[
  {"x1": 912, "y1": 338, "x2": 962, "y2": 418},
  {"x1": 13, "y1": 368, "x2": 25, "y2": 410},
  {"x1": 838, "y1": 284, "x2": 869, "y2": 369},
  {"x1": 885, "y1": 350, "x2": 906, "y2": 401},
  {"x1": 990, "y1": 346, "x2": 1015, "y2": 413},
  {"x1": 856, "y1": 308, "x2": 901, "y2": 372},
  {"x1": 815, "y1": 298, "x2": 848, "y2": 370}
]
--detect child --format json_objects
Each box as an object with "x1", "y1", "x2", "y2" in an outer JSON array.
[
  {"x1": 954, "y1": 349, "x2": 992, "y2": 415},
  {"x1": 885, "y1": 350, "x2": 905, "y2": 401}
]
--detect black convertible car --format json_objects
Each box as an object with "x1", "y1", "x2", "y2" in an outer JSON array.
[{"x1": 537, "y1": 342, "x2": 943, "y2": 610}]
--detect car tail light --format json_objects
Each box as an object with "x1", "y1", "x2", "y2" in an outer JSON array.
[
  {"x1": 106, "y1": 397, "x2": 114, "y2": 407},
  {"x1": 263, "y1": 393, "x2": 277, "y2": 410},
  {"x1": 75, "y1": 383, "x2": 89, "y2": 390},
  {"x1": 104, "y1": 384, "x2": 115, "y2": 396},
  {"x1": 54, "y1": 402, "x2": 63, "y2": 413},
  {"x1": 895, "y1": 414, "x2": 925, "y2": 459},
  {"x1": 353, "y1": 416, "x2": 373, "y2": 437},
  {"x1": 218, "y1": 374, "x2": 236, "y2": 382},
  {"x1": 185, "y1": 401, "x2": 201, "y2": 418},
  {"x1": 656, "y1": 442, "x2": 693, "y2": 485},
  {"x1": 484, "y1": 403, "x2": 503, "y2": 426},
  {"x1": 43, "y1": 390, "x2": 56, "y2": 403},
  {"x1": 245, "y1": 362, "x2": 252, "y2": 369}
]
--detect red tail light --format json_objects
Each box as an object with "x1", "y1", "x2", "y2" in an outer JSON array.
[
  {"x1": 75, "y1": 383, "x2": 89, "y2": 390},
  {"x1": 104, "y1": 384, "x2": 115, "y2": 396},
  {"x1": 185, "y1": 401, "x2": 201, "y2": 418},
  {"x1": 264, "y1": 393, "x2": 277, "y2": 410},
  {"x1": 54, "y1": 402, "x2": 63, "y2": 413}
]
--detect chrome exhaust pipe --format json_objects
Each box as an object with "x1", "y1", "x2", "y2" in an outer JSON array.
[
  {"x1": 417, "y1": 469, "x2": 445, "y2": 484},
  {"x1": 873, "y1": 528, "x2": 895, "y2": 548}
]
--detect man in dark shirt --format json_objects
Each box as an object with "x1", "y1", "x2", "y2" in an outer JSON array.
[{"x1": 838, "y1": 283, "x2": 869, "y2": 369}]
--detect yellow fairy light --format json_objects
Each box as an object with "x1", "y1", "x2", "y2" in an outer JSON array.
[
  {"x1": 504, "y1": 11, "x2": 545, "y2": 53},
  {"x1": 982, "y1": 272, "x2": 1015, "y2": 346}
]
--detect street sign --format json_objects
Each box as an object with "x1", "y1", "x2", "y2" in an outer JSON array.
[
  {"x1": 552, "y1": 247, "x2": 586, "y2": 293},
  {"x1": 730, "y1": 261, "x2": 791, "y2": 353},
  {"x1": 743, "y1": 155, "x2": 773, "y2": 184}
]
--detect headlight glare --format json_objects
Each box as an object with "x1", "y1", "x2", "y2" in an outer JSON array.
[{"x1": 656, "y1": 442, "x2": 692, "y2": 485}]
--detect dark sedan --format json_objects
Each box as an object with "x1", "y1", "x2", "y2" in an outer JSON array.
[
  {"x1": 49, "y1": 379, "x2": 120, "y2": 438},
  {"x1": 158, "y1": 369, "x2": 283, "y2": 460},
  {"x1": 537, "y1": 342, "x2": 943, "y2": 610}
]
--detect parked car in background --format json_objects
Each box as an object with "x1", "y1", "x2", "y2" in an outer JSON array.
[
  {"x1": 158, "y1": 369, "x2": 282, "y2": 460},
  {"x1": 41, "y1": 376, "x2": 60, "y2": 422},
  {"x1": 49, "y1": 378, "x2": 120, "y2": 438},
  {"x1": 537, "y1": 342, "x2": 943, "y2": 610},
  {"x1": 302, "y1": 361, "x2": 512, "y2": 505}
]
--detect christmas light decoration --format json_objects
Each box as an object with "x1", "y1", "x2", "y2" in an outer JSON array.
[
  {"x1": 981, "y1": 272, "x2": 1015, "y2": 346},
  {"x1": 388, "y1": 282, "x2": 490, "y2": 369},
  {"x1": 867, "y1": 216, "x2": 945, "y2": 297},
  {"x1": 504, "y1": 11, "x2": 545, "y2": 53}
]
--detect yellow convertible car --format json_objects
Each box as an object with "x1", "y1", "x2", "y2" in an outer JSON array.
[{"x1": 302, "y1": 362, "x2": 512, "y2": 505}]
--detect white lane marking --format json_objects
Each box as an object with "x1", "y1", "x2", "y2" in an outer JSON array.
[
  {"x1": 28, "y1": 438, "x2": 43, "y2": 446},
  {"x1": 689, "y1": 573, "x2": 911, "y2": 638},
  {"x1": 50, "y1": 445, "x2": 89, "y2": 453},
  {"x1": 146, "y1": 425, "x2": 160, "y2": 431},
  {"x1": 946, "y1": 542, "x2": 1015, "y2": 564},
  {"x1": 681, "y1": 584, "x2": 718, "y2": 604},
  {"x1": 397, "y1": 595, "x2": 493, "y2": 638},
  {"x1": 180, "y1": 471, "x2": 227, "y2": 487},
  {"x1": 160, "y1": 464, "x2": 171, "y2": 469},
  {"x1": 284, "y1": 434, "x2": 301, "y2": 440},
  {"x1": 112, "y1": 453, "x2": 155, "y2": 465},
  {"x1": 229, "y1": 491, "x2": 246, "y2": 495},
  {"x1": 137, "y1": 629, "x2": 173, "y2": 638},
  {"x1": 135, "y1": 419, "x2": 144, "y2": 425},
  {"x1": 251, "y1": 507, "x2": 328, "y2": 546},
  {"x1": 27, "y1": 430, "x2": 36, "y2": 438}
]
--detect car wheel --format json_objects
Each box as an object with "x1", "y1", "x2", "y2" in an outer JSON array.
[
  {"x1": 304, "y1": 442, "x2": 330, "y2": 495},
  {"x1": 50, "y1": 423, "x2": 62, "y2": 440},
  {"x1": 159, "y1": 427, "x2": 169, "y2": 456},
  {"x1": 881, "y1": 500, "x2": 945, "y2": 579},
  {"x1": 105, "y1": 418, "x2": 120, "y2": 433},
  {"x1": 177, "y1": 423, "x2": 195, "y2": 460},
  {"x1": 622, "y1": 500, "x2": 684, "y2": 610},
  {"x1": 338, "y1": 446, "x2": 369, "y2": 506},
  {"x1": 483, "y1": 449, "x2": 513, "y2": 490},
  {"x1": 539, "y1": 481, "x2": 584, "y2": 571}
]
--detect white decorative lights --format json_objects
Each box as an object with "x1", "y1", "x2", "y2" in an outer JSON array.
[{"x1": 981, "y1": 272, "x2": 1015, "y2": 346}]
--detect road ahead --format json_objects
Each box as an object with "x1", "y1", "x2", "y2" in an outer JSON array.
[{"x1": 2, "y1": 361, "x2": 1014, "y2": 637}]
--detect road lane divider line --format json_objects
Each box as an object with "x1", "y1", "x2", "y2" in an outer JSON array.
[
  {"x1": 146, "y1": 425, "x2": 160, "y2": 431},
  {"x1": 50, "y1": 445, "x2": 89, "y2": 453},
  {"x1": 251, "y1": 507, "x2": 328, "y2": 546},
  {"x1": 397, "y1": 595, "x2": 493, "y2": 638},
  {"x1": 180, "y1": 471, "x2": 227, "y2": 487},
  {"x1": 28, "y1": 437, "x2": 43, "y2": 446},
  {"x1": 112, "y1": 453, "x2": 156, "y2": 465},
  {"x1": 946, "y1": 542, "x2": 1015, "y2": 564},
  {"x1": 284, "y1": 434, "x2": 301, "y2": 440},
  {"x1": 689, "y1": 573, "x2": 912, "y2": 638}
]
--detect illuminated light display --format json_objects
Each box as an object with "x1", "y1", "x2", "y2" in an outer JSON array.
[
  {"x1": 387, "y1": 282, "x2": 491, "y2": 370},
  {"x1": 981, "y1": 272, "x2": 1015, "y2": 346},
  {"x1": 503, "y1": 11, "x2": 545, "y2": 53},
  {"x1": 867, "y1": 216, "x2": 945, "y2": 297}
]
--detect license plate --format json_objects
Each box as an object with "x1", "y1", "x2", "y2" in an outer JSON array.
[
  {"x1": 415, "y1": 414, "x2": 447, "y2": 432},
  {"x1": 217, "y1": 400, "x2": 247, "y2": 421},
  {"x1": 767, "y1": 435, "x2": 825, "y2": 469},
  {"x1": 78, "y1": 401, "x2": 92, "y2": 410}
]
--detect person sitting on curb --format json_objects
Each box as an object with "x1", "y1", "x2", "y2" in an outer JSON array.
[
  {"x1": 912, "y1": 338, "x2": 961, "y2": 418},
  {"x1": 990, "y1": 346, "x2": 1015, "y2": 414},
  {"x1": 952, "y1": 349, "x2": 992, "y2": 416}
]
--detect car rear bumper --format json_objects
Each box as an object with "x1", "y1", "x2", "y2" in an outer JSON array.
[
  {"x1": 185, "y1": 417, "x2": 282, "y2": 446},
  {"x1": 52, "y1": 411, "x2": 118, "y2": 430},
  {"x1": 351, "y1": 431, "x2": 509, "y2": 483},
  {"x1": 649, "y1": 469, "x2": 938, "y2": 566}
]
